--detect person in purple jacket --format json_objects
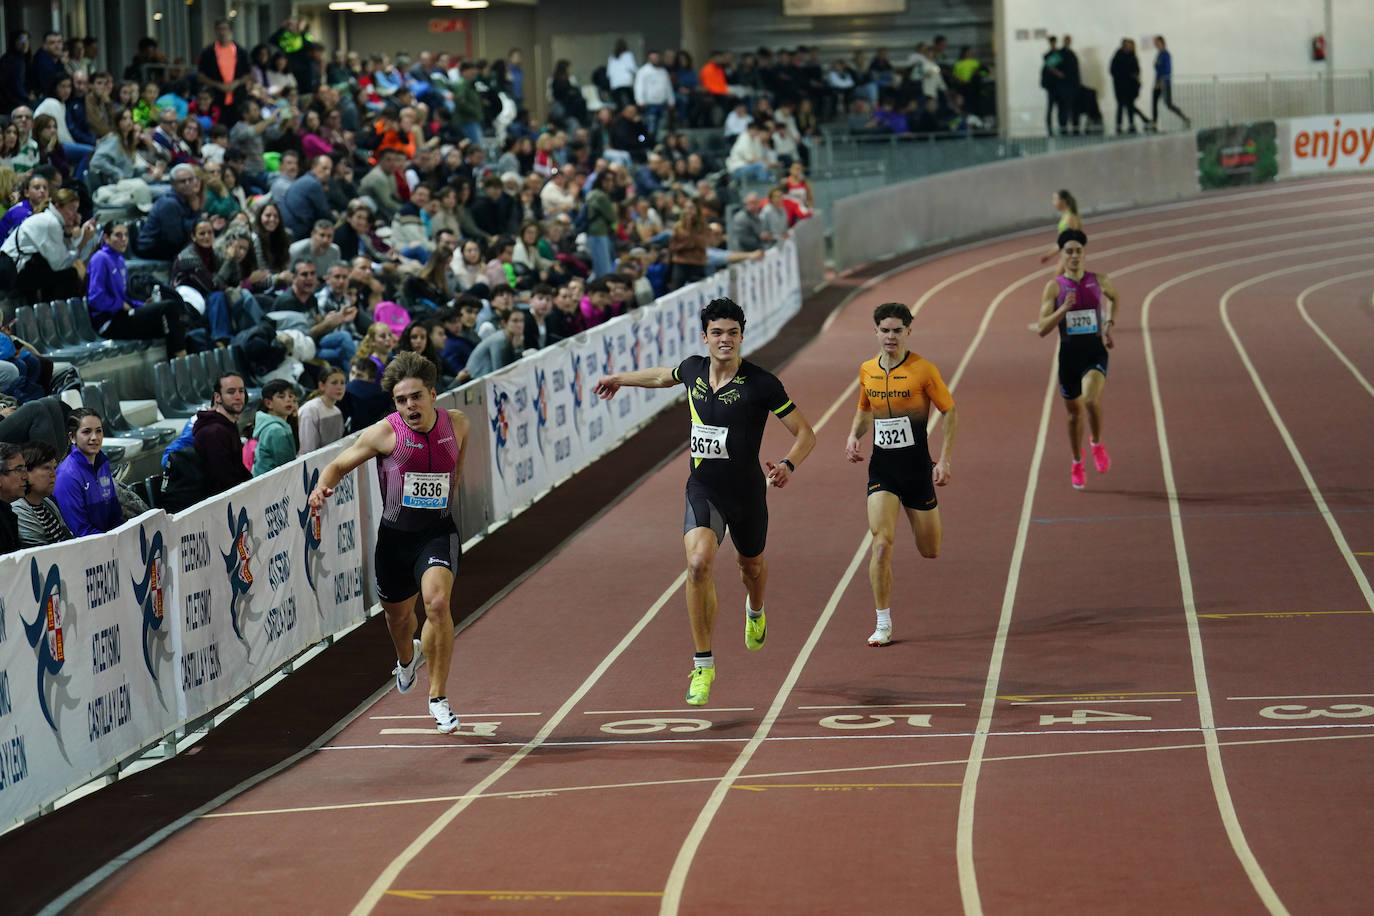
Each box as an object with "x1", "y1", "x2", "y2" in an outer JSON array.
[
  {"x1": 53, "y1": 407, "x2": 122, "y2": 536},
  {"x1": 87, "y1": 220, "x2": 188, "y2": 356}
]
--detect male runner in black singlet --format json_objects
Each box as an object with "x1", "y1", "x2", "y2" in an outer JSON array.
[{"x1": 594, "y1": 298, "x2": 815, "y2": 705}]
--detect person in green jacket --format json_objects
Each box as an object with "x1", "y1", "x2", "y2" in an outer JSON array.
[
  {"x1": 251, "y1": 379, "x2": 300, "y2": 477},
  {"x1": 584, "y1": 168, "x2": 618, "y2": 278},
  {"x1": 452, "y1": 60, "x2": 485, "y2": 146}
]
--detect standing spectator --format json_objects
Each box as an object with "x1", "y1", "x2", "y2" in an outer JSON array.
[
  {"x1": 53, "y1": 408, "x2": 122, "y2": 537},
  {"x1": 30, "y1": 33, "x2": 66, "y2": 102},
  {"x1": 1111, "y1": 39, "x2": 1150, "y2": 134},
  {"x1": 197, "y1": 19, "x2": 252, "y2": 124},
  {"x1": 194, "y1": 374, "x2": 252, "y2": 497},
  {"x1": 297, "y1": 367, "x2": 346, "y2": 454},
  {"x1": 584, "y1": 168, "x2": 618, "y2": 279},
  {"x1": 1041, "y1": 36, "x2": 1064, "y2": 137},
  {"x1": 2, "y1": 188, "x2": 97, "y2": 300},
  {"x1": 137, "y1": 163, "x2": 203, "y2": 260},
  {"x1": 634, "y1": 51, "x2": 673, "y2": 142},
  {"x1": 250, "y1": 379, "x2": 298, "y2": 476},
  {"x1": 506, "y1": 48, "x2": 525, "y2": 104},
  {"x1": 0, "y1": 442, "x2": 26, "y2": 555},
  {"x1": 87, "y1": 220, "x2": 188, "y2": 356},
  {"x1": 668, "y1": 197, "x2": 709, "y2": 290},
  {"x1": 0, "y1": 32, "x2": 34, "y2": 113},
  {"x1": 1152, "y1": 36, "x2": 1191, "y2": 129},
  {"x1": 550, "y1": 59, "x2": 587, "y2": 129},
  {"x1": 1058, "y1": 36, "x2": 1082, "y2": 135},
  {"x1": 451, "y1": 60, "x2": 484, "y2": 146},
  {"x1": 606, "y1": 40, "x2": 637, "y2": 110},
  {"x1": 12, "y1": 441, "x2": 72, "y2": 547}
]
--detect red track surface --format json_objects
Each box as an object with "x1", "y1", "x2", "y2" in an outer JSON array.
[{"x1": 72, "y1": 178, "x2": 1374, "y2": 914}]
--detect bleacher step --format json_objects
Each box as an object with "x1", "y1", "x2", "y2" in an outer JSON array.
[{"x1": 123, "y1": 399, "x2": 160, "y2": 427}]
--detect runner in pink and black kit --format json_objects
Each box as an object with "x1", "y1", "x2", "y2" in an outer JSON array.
[
  {"x1": 1032, "y1": 228, "x2": 1121, "y2": 489},
  {"x1": 309, "y1": 351, "x2": 471, "y2": 733}
]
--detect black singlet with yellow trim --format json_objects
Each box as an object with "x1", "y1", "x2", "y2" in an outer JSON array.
[{"x1": 674, "y1": 355, "x2": 795, "y2": 493}]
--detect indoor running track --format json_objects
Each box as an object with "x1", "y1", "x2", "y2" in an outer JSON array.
[{"x1": 69, "y1": 177, "x2": 1374, "y2": 915}]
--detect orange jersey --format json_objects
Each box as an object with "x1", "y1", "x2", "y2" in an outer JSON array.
[{"x1": 857, "y1": 351, "x2": 954, "y2": 422}]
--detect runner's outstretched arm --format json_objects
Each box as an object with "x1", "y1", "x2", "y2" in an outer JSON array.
[
  {"x1": 765, "y1": 408, "x2": 816, "y2": 488},
  {"x1": 308, "y1": 419, "x2": 392, "y2": 507},
  {"x1": 593, "y1": 366, "x2": 680, "y2": 398}
]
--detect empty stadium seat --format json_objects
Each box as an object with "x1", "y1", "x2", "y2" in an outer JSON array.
[{"x1": 153, "y1": 361, "x2": 197, "y2": 419}]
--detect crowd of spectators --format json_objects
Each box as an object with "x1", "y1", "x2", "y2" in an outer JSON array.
[{"x1": 0, "y1": 24, "x2": 991, "y2": 537}]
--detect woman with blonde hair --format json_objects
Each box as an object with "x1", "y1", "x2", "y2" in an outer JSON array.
[{"x1": 358, "y1": 320, "x2": 397, "y2": 379}]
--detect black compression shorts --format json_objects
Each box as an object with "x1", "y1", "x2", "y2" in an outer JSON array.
[
  {"x1": 867, "y1": 454, "x2": 938, "y2": 511},
  {"x1": 683, "y1": 478, "x2": 768, "y2": 558},
  {"x1": 374, "y1": 522, "x2": 462, "y2": 604},
  {"x1": 1058, "y1": 342, "x2": 1109, "y2": 400}
]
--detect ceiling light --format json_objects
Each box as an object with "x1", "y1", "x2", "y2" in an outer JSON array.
[
  {"x1": 354, "y1": 3, "x2": 389, "y2": 10},
  {"x1": 432, "y1": 0, "x2": 489, "y2": 8},
  {"x1": 328, "y1": 1, "x2": 366, "y2": 7}
]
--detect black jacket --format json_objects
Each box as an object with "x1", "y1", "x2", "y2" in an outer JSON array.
[{"x1": 0, "y1": 501, "x2": 20, "y2": 556}]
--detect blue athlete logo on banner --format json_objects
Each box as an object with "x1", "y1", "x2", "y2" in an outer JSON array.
[
  {"x1": 222, "y1": 502, "x2": 259, "y2": 646},
  {"x1": 532, "y1": 366, "x2": 549, "y2": 459},
  {"x1": 569, "y1": 352, "x2": 584, "y2": 413},
  {"x1": 296, "y1": 464, "x2": 326, "y2": 596},
  {"x1": 21, "y1": 561, "x2": 76, "y2": 742},
  {"x1": 489, "y1": 388, "x2": 510, "y2": 482},
  {"x1": 129, "y1": 526, "x2": 171, "y2": 694}
]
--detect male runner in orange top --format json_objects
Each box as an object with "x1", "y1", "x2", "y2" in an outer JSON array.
[{"x1": 844, "y1": 302, "x2": 958, "y2": 646}]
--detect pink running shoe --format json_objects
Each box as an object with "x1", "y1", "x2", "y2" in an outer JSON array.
[
  {"x1": 1071, "y1": 460, "x2": 1086, "y2": 490},
  {"x1": 1091, "y1": 442, "x2": 1111, "y2": 474}
]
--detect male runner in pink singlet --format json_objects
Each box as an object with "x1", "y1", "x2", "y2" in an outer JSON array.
[
  {"x1": 1031, "y1": 228, "x2": 1121, "y2": 489},
  {"x1": 309, "y1": 352, "x2": 471, "y2": 733}
]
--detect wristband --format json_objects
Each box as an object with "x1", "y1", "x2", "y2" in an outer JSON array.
[{"x1": 779, "y1": 458, "x2": 795, "y2": 472}]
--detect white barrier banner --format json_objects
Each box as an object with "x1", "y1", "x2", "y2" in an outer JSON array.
[
  {"x1": 1282, "y1": 113, "x2": 1374, "y2": 175},
  {"x1": 487, "y1": 360, "x2": 542, "y2": 519},
  {"x1": 0, "y1": 530, "x2": 174, "y2": 826},
  {"x1": 293, "y1": 446, "x2": 367, "y2": 636},
  {"x1": 527, "y1": 347, "x2": 586, "y2": 485}
]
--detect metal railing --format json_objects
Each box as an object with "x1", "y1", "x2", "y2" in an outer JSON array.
[{"x1": 1171, "y1": 70, "x2": 1374, "y2": 129}]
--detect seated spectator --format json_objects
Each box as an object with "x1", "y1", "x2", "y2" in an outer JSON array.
[
  {"x1": 11, "y1": 440, "x2": 72, "y2": 546},
  {"x1": 358, "y1": 146, "x2": 406, "y2": 222},
  {"x1": 402, "y1": 229, "x2": 458, "y2": 312},
  {"x1": 5, "y1": 106, "x2": 38, "y2": 174},
  {"x1": 725, "y1": 123, "x2": 774, "y2": 181},
  {"x1": 280, "y1": 153, "x2": 333, "y2": 238},
  {"x1": 357, "y1": 321, "x2": 396, "y2": 379},
  {"x1": 137, "y1": 162, "x2": 203, "y2": 260},
  {"x1": 723, "y1": 102, "x2": 752, "y2": 139},
  {"x1": 339, "y1": 355, "x2": 389, "y2": 432},
  {"x1": 194, "y1": 373, "x2": 252, "y2": 498},
  {"x1": 34, "y1": 73, "x2": 94, "y2": 179},
  {"x1": 0, "y1": 326, "x2": 43, "y2": 403},
  {"x1": 0, "y1": 442, "x2": 25, "y2": 555},
  {"x1": 30, "y1": 114, "x2": 71, "y2": 181},
  {"x1": 449, "y1": 236, "x2": 486, "y2": 290},
  {"x1": 171, "y1": 217, "x2": 240, "y2": 344},
  {"x1": 520, "y1": 284, "x2": 555, "y2": 350},
  {"x1": 546, "y1": 282, "x2": 586, "y2": 343},
  {"x1": 270, "y1": 259, "x2": 358, "y2": 369},
  {"x1": 389, "y1": 183, "x2": 434, "y2": 261},
  {"x1": 297, "y1": 366, "x2": 346, "y2": 454},
  {"x1": 267, "y1": 148, "x2": 301, "y2": 205},
  {"x1": 201, "y1": 158, "x2": 239, "y2": 220},
  {"x1": 729, "y1": 192, "x2": 770, "y2": 252},
  {"x1": 53, "y1": 408, "x2": 121, "y2": 536},
  {"x1": 88, "y1": 108, "x2": 165, "y2": 189},
  {"x1": 471, "y1": 173, "x2": 519, "y2": 239},
  {"x1": 188, "y1": 89, "x2": 221, "y2": 130},
  {"x1": 250, "y1": 379, "x2": 298, "y2": 476},
  {"x1": 0, "y1": 170, "x2": 50, "y2": 246},
  {"x1": 1, "y1": 187, "x2": 97, "y2": 300},
  {"x1": 456, "y1": 307, "x2": 524, "y2": 384},
  {"x1": 250, "y1": 200, "x2": 294, "y2": 288},
  {"x1": 87, "y1": 220, "x2": 188, "y2": 356},
  {"x1": 578, "y1": 277, "x2": 621, "y2": 328},
  {"x1": 288, "y1": 217, "x2": 343, "y2": 277}
]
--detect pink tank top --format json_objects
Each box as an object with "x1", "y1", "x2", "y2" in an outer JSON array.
[
  {"x1": 1054, "y1": 271, "x2": 1104, "y2": 344},
  {"x1": 378, "y1": 409, "x2": 461, "y2": 530}
]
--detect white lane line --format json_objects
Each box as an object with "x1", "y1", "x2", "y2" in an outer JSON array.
[
  {"x1": 659, "y1": 535, "x2": 873, "y2": 914},
  {"x1": 1142, "y1": 253, "x2": 1306, "y2": 916},
  {"x1": 1009, "y1": 699, "x2": 1182, "y2": 705},
  {"x1": 1294, "y1": 268, "x2": 1374, "y2": 398},
  {"x1": 1219, "y1": 258, "x2": 1374, "y2": 616},
  {"x1": 583, "y1": 708, "x2": 754, "y2": 715},
  {"x1": 350, "y1": 571, "x2": 688, "y2": 916},
  {"x1": 796, "y1": 708, "x2": 967, "y2": 714},
  {"x1": 215, "y1": 730, "x2": 1374, "y2": 821},
  {"x1": 955, "y1": 357, "x2": 1059, "y2": 916},
  {"x1": 1230, "y1": 694, "x2": 1374, "y2": 701},
  {"x1": 370, "y1": 713, "x2": 542, "y2": 719}
]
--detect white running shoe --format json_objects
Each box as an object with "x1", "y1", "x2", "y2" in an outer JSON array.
[
  {"x1": 394, "y1": 638, "x2": 423, "y2": 694},
  {"x1": 429, "y1": 697, "x2": 461, "y2": 734},
  {"x1": 868, "y1": 626, "x2": 892, "y2": 647}
]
